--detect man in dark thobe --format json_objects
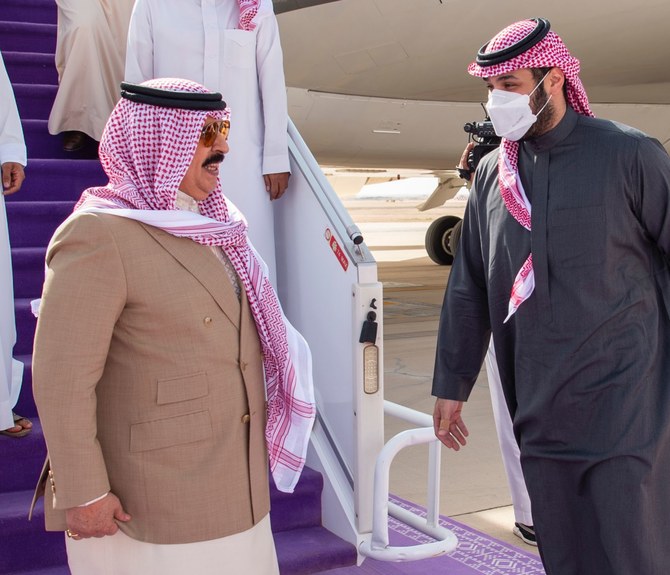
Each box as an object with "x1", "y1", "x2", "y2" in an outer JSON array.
[{"x1": 432, "y1": 17, "x2": 670, "y2": 574}]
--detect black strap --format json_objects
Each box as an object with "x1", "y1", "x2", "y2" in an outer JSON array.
[
  {"x1": 119, "y1": 82, "x2": 227, "y2": 111},
  {"x1": 476, "y1": 18, "x2": 551, "y2": 67},
  {"x1": 457, "y1": 167, "x2": 473, "y2": 182}
]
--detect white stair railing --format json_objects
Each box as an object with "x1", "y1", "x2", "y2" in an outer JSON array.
[
  {"x1": 276, "y1": 119, "x2": 384, "y2": 551},
  {"x1": 281, "y1": 118, "x2": 455, "y2": 563},
  {"x1": 359, "y1": 401, "x2": 458, "y2": 561}
]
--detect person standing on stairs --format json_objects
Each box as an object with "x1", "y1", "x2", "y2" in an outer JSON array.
[
  {"x1": 0, "y1": 50, "x2": 31, "y2": 438},
  {"x1": 49, "y1": 0, "x2": 135, "y2": 152},
  {"x1": 125, "y1": 0, "x2": 290, "y2": 286},
  {"x1": 31, "y1": 78, "x2": 315, "y2": 574}
]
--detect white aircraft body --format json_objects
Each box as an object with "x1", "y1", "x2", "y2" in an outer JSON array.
[{"x1": 276, "y1": 0, "x2": 670, "y2": 262}]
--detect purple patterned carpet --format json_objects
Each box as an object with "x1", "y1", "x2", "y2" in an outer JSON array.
[{"x1": 321, "y1": 496, "x2": 545, "y2": 575}]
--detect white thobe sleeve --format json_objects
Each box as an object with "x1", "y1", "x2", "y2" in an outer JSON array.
[
  {"x1": 0, "y1": 52, "x2": 27, "y2": 167},
  {"x1": 255, "y1": 9, "x2": 290, "y2": 175},
  {"x1": 124, "y1": 0, "x2": 156, "y2": 84}
]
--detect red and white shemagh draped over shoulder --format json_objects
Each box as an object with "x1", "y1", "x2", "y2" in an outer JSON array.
[
  {"x1": 238, "y1": 0, "x2": 260, "y2": 30},
  {"x1": 74, "y1": 78, "x2": 315, "y2": 493},
  {"x1": 468, "y1": 19, "x2": 594, "y2": 322}
]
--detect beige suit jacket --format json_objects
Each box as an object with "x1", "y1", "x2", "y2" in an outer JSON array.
[{"x1": 32, "y1": 212, "x2": 270, "y2": 544}]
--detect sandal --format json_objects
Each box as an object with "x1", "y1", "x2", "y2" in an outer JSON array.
[{"x1": 0, "y1": 412, "x2": 33, "y2": 438}]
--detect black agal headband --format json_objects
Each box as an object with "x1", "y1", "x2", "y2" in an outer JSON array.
[
  {"x1": 120, "y1": 82, "x2": 227, "y2": 111},
  {"x1": 476, "y1": 18, "x2": 551, "y2": 67}
]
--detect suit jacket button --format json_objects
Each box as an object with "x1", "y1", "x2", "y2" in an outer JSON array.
[
  {"x1": 204, "y1": 317, "x2": 213, "y2": 325},
  {"x1": 241, "y1": 414, "x2": 251, "y2": 424}
]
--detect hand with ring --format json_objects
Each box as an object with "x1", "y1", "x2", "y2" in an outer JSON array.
[{"x1": 65, "y1": 492, "x2": 131, "y2": 539}]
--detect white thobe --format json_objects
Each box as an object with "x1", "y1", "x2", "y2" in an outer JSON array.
[
  {"x1": 66, "y1": 513, "x2": 279, "y2": 575},
  {"x1": 125, "y1": 0, "x2": 290, "y2": 285},
  {"x1": 484, "y1": 342, "x2": 533, "y2": 526},
  {"x1": 0, "y1": 51, "x2": 26, "y2": 430},
  {"x1": 49, "y1": 0, "x2": 135, "y2": 140}
]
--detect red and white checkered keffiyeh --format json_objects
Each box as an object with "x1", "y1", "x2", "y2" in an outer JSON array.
[
  {"x1": 468, "y1": 19, "x2": 594, "y2": 321},
  {"x1": 75, "y1": 78, "x2": 315, "y2": 493},
  {"x1": 238, "y1": 0, "x2": 260, "y2": 31}
]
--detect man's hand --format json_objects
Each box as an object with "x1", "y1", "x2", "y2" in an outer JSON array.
[
  {"x1": 263, "y1": 172, "x2": 290, "y2": 200},
  {"x1": 65, "y1": 492, "x2": 131, "y2": 539},
  {"x1": 2, "y1": 162, "x2": 25, "y2": 195},
  {"x1": 433, "y1": 398, "x2": 469, "y2": 451},
  {"x1": 458, "y1": 142, "x2": 475, "y2": 171},
  {"x1": 456, "y1": 142, "x2": 476, "y2": 182}
]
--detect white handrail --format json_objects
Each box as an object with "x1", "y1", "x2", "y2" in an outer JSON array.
[
  {"x1": 287, "y1": 119, "x2": 365, "y2": 248},
  {"x1": 359, "y1": 401, "x2": 458, "y2": 561},
  {"x1": 282, "y1": 116, "x2": 384, "y2": 544}
]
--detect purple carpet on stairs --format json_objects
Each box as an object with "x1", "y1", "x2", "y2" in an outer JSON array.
[
  {"x1": 1, "y1": 0, "x2": 360, "y2": 573},
  {"x1": 320, "y1": 495, "x2": 546, "y2": 575}
]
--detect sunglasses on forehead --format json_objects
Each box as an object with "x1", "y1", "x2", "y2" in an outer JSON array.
[{"x1": 200, "y1": 119, "x2": 230, "y2": 146}]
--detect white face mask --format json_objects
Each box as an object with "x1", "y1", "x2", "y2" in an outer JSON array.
[{"x1": 486, "y1": 73, "x2": 552, "y2": 141}]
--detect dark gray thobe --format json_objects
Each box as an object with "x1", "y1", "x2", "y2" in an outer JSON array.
[{"x1": 432, "y1": 107, "x2": 670, "y2": 574}]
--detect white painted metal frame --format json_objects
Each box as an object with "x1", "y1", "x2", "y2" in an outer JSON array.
[
  {"x1": 276, "y1": 120, "x2": 384, "y2": 556},
  {"x1": 359, "y1": 401, "x2": 458, "y2": 561},
  {"x1": 280, "y1": 119, "x2": 456, "y2": 564}
]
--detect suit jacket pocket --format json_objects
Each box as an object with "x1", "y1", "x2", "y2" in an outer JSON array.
[
  {"x1": 156, "y1": 372, "x2": 208, "y2": 405},
  {"x1": 130, "y1": 410, "x2": 212, "y2": 453}
]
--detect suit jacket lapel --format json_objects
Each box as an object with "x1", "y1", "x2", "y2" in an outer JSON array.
[{"x1": 140, "y1": 223, "x2": 241, "y2": 329}]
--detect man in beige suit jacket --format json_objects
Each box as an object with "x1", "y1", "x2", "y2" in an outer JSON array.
[{"x1": 32, "y1": 78, "x2": 314, "y2": 574}]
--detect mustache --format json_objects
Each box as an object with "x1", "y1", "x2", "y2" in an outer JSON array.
[{"x1": 202, "y1": 152, "x2": 225, "y2": 167}]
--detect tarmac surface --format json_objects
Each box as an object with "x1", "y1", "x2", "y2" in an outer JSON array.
[{"x1": 341, "y1": 196, "x2": 539, "y2": 554}]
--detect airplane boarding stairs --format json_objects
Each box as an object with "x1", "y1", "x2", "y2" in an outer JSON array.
[
  {"x1": 0, "y1": 1, "x2": 458, "y2": 572},
  {"x1": 0, "y1": 2, "x2": 358, "y2": 573}
]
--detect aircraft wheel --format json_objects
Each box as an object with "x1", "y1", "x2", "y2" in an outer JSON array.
[
  {"x1": 425, "y1": 215, "x2": 462, "y2": 265},
  {"x1": 449, "y1": 219, "x2": 464, "y2": 256}
]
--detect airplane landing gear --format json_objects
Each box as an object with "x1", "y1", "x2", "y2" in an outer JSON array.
[{"x1": 425, "y1": 215, "x2": 462, "y2": 265}]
